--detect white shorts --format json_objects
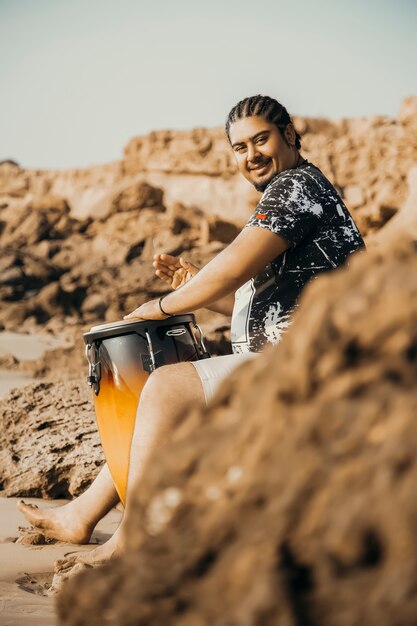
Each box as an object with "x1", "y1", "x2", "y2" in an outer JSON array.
[{"x1": 190, "y1": 352, "x2": 258, "y2": 404}]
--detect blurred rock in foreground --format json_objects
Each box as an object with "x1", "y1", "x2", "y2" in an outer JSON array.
[{"x1": 57, "y1": 224, "x2": 417, "y2": 624}]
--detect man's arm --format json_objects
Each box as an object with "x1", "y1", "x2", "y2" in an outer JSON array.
[
  {"x1": 126, "y1": 227, "x2": 289, "y2": 319},
  {"x1": 204, "y1": 293, "x2": 236, "y2": 316},
  {"x1": 152, "y1": 254, "x2": 235, "y2": 316}
]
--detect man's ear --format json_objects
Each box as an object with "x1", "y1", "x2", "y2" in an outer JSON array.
[{"x1": 285, "y1": 123, "x2": 296, "y2": 146}]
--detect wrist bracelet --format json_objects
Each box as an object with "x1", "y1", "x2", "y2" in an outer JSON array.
[{"x1": 158, "y1": 296, "x2": 173, "y2": 317}]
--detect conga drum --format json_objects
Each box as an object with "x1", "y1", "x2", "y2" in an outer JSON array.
[{"x1": 83, "y1": 314, "x2": 209, "y2": 503}]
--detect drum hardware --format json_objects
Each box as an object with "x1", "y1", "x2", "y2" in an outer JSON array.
[
  {"x1": 192, "y1": 321, "x2": 210, "y2": 358},
  {"x1": 85, "y1": 342, "x2": 101, "y2": 395},
  {"x1": 166, "y1": 328, "x2": 186, "y2": 336},
  {"x1": 145, "y1": 330, "x2": 157, "y2": 372}
]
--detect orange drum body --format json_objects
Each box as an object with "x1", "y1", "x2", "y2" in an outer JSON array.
[{"x1": 83, "y1": 315, "x2": 209, "y2": 503}]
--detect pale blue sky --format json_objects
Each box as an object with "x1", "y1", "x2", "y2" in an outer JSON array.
[{"x1": 1, "y1": 0, "x2": 416, "y2": 169}]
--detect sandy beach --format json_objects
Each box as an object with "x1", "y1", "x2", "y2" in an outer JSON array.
[
  {"x1": 0, "y1": 330, "x2": 119, "y2": 624},
  {"x1": 0, "y1": 497, "x2": 122, "y2": 626},
  {"x1": 0, "y1": 328, "x2": 103, "y2": 622},
  {"x1": 0, "y1": 330, "x2": 61, "y2": 398}
]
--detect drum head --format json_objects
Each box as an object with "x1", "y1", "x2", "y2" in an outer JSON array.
[{"x1": 83, "y1": 314, "x2": 197, "y2": 343}]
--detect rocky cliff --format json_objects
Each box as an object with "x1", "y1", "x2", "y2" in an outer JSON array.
[{"x1": 1, "y1": 97, "x2": 416, "y2": 341}]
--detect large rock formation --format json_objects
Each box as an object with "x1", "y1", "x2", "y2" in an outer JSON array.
[
  {"x1": 0, "y1": 179, "x2": 232, "y2": 354},
  {"x1": 2, "y1": 97, "x2": 416, "y2": 228},
  {"x1": 56, "y1": 220, "x2": 417, "y2": 624},
  {"x1": 0, "y1": 380, "x2": 102, "y2": 498}
]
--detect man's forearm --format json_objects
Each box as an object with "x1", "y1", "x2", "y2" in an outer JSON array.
[
  {"x1": 127, "y1": 227, "x2": 288, "y2": 323},
  {"x1": 157, "y1": 226, "x2": 289, "y2": 317},
  {"x1": 204, "y1": 293, "x2": 235, "y2": 316},
  {"x1": 160, "y1": 253, "x2": 243, "y2": 315}
]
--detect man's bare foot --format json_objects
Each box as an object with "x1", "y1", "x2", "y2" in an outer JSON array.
[
  {"x1": 54, "y1": 526, "x2": 123, "y2": 574},
  {"x1": 17, "y1": 500, "x2": 94, "y2": 544}
]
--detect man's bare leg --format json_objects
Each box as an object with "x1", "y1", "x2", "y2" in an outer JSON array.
[
  {"x1": 17, "y1": 463, "x2": 119, "y2": 543},
  {"x1": 62, "y1": 361, "x2": 205, "y2": 564}
]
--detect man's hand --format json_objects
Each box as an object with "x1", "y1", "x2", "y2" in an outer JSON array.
[
  {"x1": 123, "y1": 299, "x2": 169, "y2": 321},
  {"x1": 153, "y1": 254, "x2": 198, "y2": 290},
  {"x1": 123, "y1": 255, "x2": 198, "y2": 321}
]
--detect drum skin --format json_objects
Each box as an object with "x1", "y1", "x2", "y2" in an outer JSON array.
[{"x1": 84, "y1": 316, "x2": 206, "y2": 503}]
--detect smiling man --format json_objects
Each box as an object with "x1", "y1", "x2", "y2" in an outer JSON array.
[
  {"x1": 18, "y1": 95, "x2": 365, "y2": 567},
  {"x1": 143, "y1": 96, "x2": 365, "y2": 354}
]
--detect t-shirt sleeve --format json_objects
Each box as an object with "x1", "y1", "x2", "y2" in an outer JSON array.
[{"x1": 245, "y1": 172, "x2": 324, "y2": 246}]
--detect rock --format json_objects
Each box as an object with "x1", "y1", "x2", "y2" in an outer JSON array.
[
  {"x1": 0, "y1": 159, "x2": 20, "y2": 167},
  {"x1": 0, "y1": 353, "x2": 20, "y2": 369},
  {"x1": 1, "y1": 195, "x2": 69, "y2": 247},
  {"x1": 31, "y1": 239, "x2": 61, "y2": 260},
  {"x1": 0, "y1": 302, "x2": 28, "y2": 329},
  {"x1": 208, "y1": 218, "x2": 240, "y2": 244},
  {"x1": 81, "y1": 293, "x2": 109, "y2": 320},
  {"x1": 67, "y1": 186, "x2": 116, "y2": 221},
  {"x1": 57, "y1": 237, "x2": 417, "y2": 626},
  {"x1": 147, "y1": 229, "x2": 192, "y2": 259},
  {"x1": 0, "y1": 161, "x2": 27, "y2": 197},
  {"x1": 68, "y1": 179, "x2": 165, "y2": 221},
  {"x1": 52, "y1": 235, "x2": 93, "y2": 272},
  {"x1": 16, "y1": 527, "x2": 57, "y2": 545},
  {"x1": 123, "y1": 128, "x2": 236, "y2": 177},
  {"x1": 0, "y1": 250, "x2": 62, "y2": 326},
  {"x1": 87, "y1": 210, "x2": 154, "y2": 266},
  {"x1": 0, "y1": 380, "x2": 103, "y2": 498},
  {"x1": 19, "y1": 331, "x2": 87, "y2": 382},
  {"x1": 112, "y1": 181, "x2": 165, "y2": 212},
  {"x1": 343, "y1": 184, "x2": 365, "y2": 209},
  {"x1": 33, "y1": 282, "x2": 63, "y2": 319},
  {"x1": 369, "y1": 165, "x2": 417, "y2": 248},
  {"x1": 29, "y1": 194, "x2": 69, "y2": 213},
  {"x1": 398, "y1": 96, "x2": 417, "y2": 130}
]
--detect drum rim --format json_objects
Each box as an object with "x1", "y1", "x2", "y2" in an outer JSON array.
[{"x1": 83, "y1": 313, "x2": 197, "y2": 343}]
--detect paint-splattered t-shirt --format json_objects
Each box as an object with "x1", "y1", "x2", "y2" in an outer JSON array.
[{"x1": 231, "y1": 161, "x2": 365, "y2": 353}]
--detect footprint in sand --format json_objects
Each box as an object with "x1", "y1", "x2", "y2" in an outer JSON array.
[{"x1": 15, "y1": 572, "x2": 54, "y2": 596}]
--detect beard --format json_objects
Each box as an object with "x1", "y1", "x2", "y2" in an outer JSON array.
[
  {"x1": 254, "y1": 180, "x2": 270, "y2": 192},
  {"x1": 253, "y1": 171, "x2": 276, "y2": 192},
  {"x1": 249, "y1": 159, "x2": 275, "y2": 192}
]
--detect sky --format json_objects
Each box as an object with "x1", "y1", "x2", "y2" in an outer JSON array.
[{"x1": 1, "y1": 0, "x2": 416, "y2": 169}]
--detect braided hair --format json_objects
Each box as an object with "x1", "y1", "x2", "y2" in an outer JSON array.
[{"x1": 225, "y1": 95, "x2": 301, "y2": 149}]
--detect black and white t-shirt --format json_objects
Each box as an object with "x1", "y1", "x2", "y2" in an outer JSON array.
[{"x1": 231, "y1": 161, "x2": 365, "y2": 354}]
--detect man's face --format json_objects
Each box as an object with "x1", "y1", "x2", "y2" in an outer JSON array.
[{"x1": 229, "y1": 116, "x2": 295, "y2": 192}]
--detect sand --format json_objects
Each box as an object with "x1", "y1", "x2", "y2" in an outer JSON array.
[
  {"x1": 0, "y1": 331, "x2": 61, "y2": 398},
  {"x1": 0, "y1": 497, "x2": 122, "y2": 626},
  {"x1": 0, "y1": 332, "x2": 60, "y2": 361},
  {"x1": 0, "y1": 330, "x2": 115, "y2": 624},
  {"x1": 0, "y1": 372, "x2": 34, "y2": 398}
]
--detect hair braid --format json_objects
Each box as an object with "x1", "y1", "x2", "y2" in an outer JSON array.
[{"x1": 225, "y1": 94, "x2": 301, "y2": 149}]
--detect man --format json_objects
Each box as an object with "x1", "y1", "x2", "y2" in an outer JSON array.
[{"x1": 18, "y1": 95, "x2": 364, "y2": 566}]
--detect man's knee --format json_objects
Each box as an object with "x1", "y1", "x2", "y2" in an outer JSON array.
[
  {"x1": 143, "y1": 362, "x2": 204, "y2": 405},
  {"x1": 148, "y1": 361, "x2": 193, "y2": 383}
]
